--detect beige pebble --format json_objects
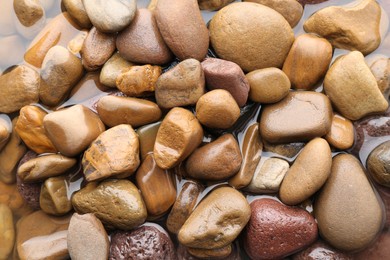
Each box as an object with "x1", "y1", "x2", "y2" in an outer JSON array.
[
  {"x1": 370, "y1": 57, "x2": 390, "y2": 96},
  {"x1": 63, "y1": 0, "x2": 92, "y2": 28},
  {"x1": 0, "y1": 115, "x2": 11, "y2": 152},
  {"x1": 188, "y1": 244, "x2": 232, "y2": 258},
  {"x1": 67, "y1": 30, "x2": 88, "y2": 55},
  {"x1": 13, "y1": 0, "x2": 44, "y2": 27},
  {"x1": 324, "y1": 114, "x2": 354, "y2": 150},
  {"x1": 99, "y1": 53, "x2": 133, "y2": 88},
  {"x1": 0, "y1": 204, "x2": 14, "y2": 260}
]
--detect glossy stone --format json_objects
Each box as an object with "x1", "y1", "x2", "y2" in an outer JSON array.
[
  {"x1": 40, "y1": 176, "x2": 72, "y2": 216},
  {"x1": 99, "y1": 52, "x2": 133, "y2": 88},
  {"x1": 0, "y1": 204, "x2": 14, "y2": 260},
  {"x1": 324, "y1": 114, "x2": 354, "y2": 150},
  {"x1": 367, "y1": 141, "x2": 390, "y2": 187},
  {"x1": 138, "y1": 122, "x2": 161, "y2": 161},
  {"x1": 263, "y1": 141, "x2": 305, "y2": 158}
]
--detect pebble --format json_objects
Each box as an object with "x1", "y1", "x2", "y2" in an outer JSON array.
[
  {"x1": 244, "y1": 0, "x2": 303, "y2": 27},
  {"x1": 82, "y1": 124, "x2": 140, "y2": 181},
  {"x1": 99, "y1": 53, "x2": 133, "y2": 88},
  {"x1": 324, "y1": 51, "x2": 388, "y2": 120},
  {"x1": 298, "y1": 0, "x2": 328, "y2": 5},
  {"x1": 201, "y1": 58, "x2": 250, "y2": 107},
  {"x1": 166, "y1": 181, "x2": 203, "y2": 234},
  {"x1": 0, "y1": 114, "x2": 11, "y2": 152},
  {"x1": 155, "y1": 0, "x2": 209, "y2": 61},
  {"x1": 246, "y1": 67, "x2": 291, "y2": 103},
  {"x1": 315, "y1": 154, "x2": 383, "y2": 251},
  {"x1": 260, "y1": 91, "x2": 333, "y2": 143},
  {"x1": 282, "y1": 34, "x2": 333, "y2": 90},
  {"x1": 324, "y1": 114, "x2": 354, "y2": 150},
  {"x1": 370, "y1": 57, "x2": 390, "y2": 96},
  {"x1": 67, "y1": 213, "x2": 109, "y2": 260},
  {"x1": 135, "y1": 154, "x2": 177, "y2": 218},
  {"x1": 303, "y1": 0, "x2": 382, "y2": 55},
  {"x1": 81, "y1": 27, "x2": 116, "y2": 71},
  {"x1": 17, "y1": 154, "x2": 76, "y2": 182},
  {"x1": 188, "y1": 245, "x2": 232, "y2": 259},
  {"x1": 137, "y1": 122, "x2": 161, "y2": 161},
  {"x1": 0, "y1": 179, "x2": 32, "y2": 217},
  {"x1": 0, "y1": 35, "x2": 25, "y2": 68},
  {"x1": 97, "y1": 96, "x2": 162, "y2": 128},
  {"x1": 229, "y1": 123, "x2": 263, "y2": 189},
  {"x1": 116, "y1": 65, "x2": 162, "y2": 97},
  {"x1": 209, "y1": 2, "x2": 294, "y2": 72},
  {"x1": 40, "y1": 176, "x2": 72, "y2": 216},
  {"x1": 63, "y1": 0, "x2": 92, "y2": 28},
  {"x1": 67, "y1": 30, "x2": 88, "y2": 55},
  {"x1": 178, "y1": 187, "x2": 250, "y2": 249},
  {"x1": 280, "y1": 138, "x2": 332, "y2": 205},
  {"x1": 39, "y1": 45, "x2": 84, "y2": 106},
  {"x1": 13, "y1": 0, "x2": 44, "y2": 27},
  {"x1": 292, "y1": 240, "x2": 352, "y2": 260},
  {"x1": 196, "y1": 89, "x2": 240, "y2": 129},
  {"x1": 0, "y1": 65, "x2": 40, "y2": 114},
  {"x1": 83, "y1": 0, "x2": 136, "y2": 33},
  {"x1": 0, "y1": 118, "x2": 27, "y2": 184},
  {"x1": 367, "y1": 140, "x2": 390, "y2": 187},
  {"x1": 117, "y1": 9, "x2": 173, "y2": 65},
  {"x1": 109, "y1": 224, "x2": 176, "y2": 260},
  {"x1": 244, "y1": 198, "x2": 318, "y2": 259},
  {"x1": 246, "y1": 157, "x2": 289, "y2": 194},
  {"x1": 16, "y1": 211, "x2": 71, "y2": 260},
  {"x1": 154, "y1": 107, "x2": 203, "y2": 169},
  {"x1": 156, "y1": 59, "x2": 205, "y2": 109},
  {"x1": 0, "y1": 204, "x2": 14, "y2": 260},
  {"x1": 43, "y1": 104, "x2": 105, "y2": 157},
  {"x1": 15, "y1": 105, "x2": 57, "y2": 154},
  {"x1": 186, "y1": 134, "x2": 242, "y2": 181}
]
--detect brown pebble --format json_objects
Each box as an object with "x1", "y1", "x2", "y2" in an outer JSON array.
[
  {"x1": 137, "y1": 122, "x2": 161, "y2": 161},
  {"x1": 63, "y1": 0, "x2": 92, "y2": 29},
  {"x1": 198, "y1": 0, "x2": 234, "y2": 11},
  {"x1": 370, "y1": 57, "x2": 390, "y2": 95},
  {"x1": 13, "y1": 0, "x2": 44, "y2": 27},
  {"x1": 293, "y1": 240, "x2": 352, "y2": 260},
  {"x1": 99, "y1": 53, "x2": 133, "y2": 88},
  {"x1": 324, "y1": 114, "x2": 354, "y2": 150},
  {"x1": 40, "y1": 176, "x2": 72, "y2": 216},
  {"x1": 188, "y1": 245, "x2": 232, "y2": 259},
  {"x1": 0, "y1": 115, "x2": 11, "y2": 152},
  {"x1": 367, "y1": 140, "x2": 390, "y2": 187},
  {"x1": 0, "y1": 204, "x2": 15, "y2": 260}
]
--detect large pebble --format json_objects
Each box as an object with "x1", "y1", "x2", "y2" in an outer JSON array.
[
  {"x1": 304, "y1": 0, "x2": 381, "y2": 55},
  {"x1": 315, "y1": 154, "x2": 384, "y2": 251},
  {"x1": 117, "y1": 9, "x2": 173, "y2": 65},
  {"x1": 244, "y1": 0, "x2": 303, "y2": 27},
  {"x1": 178, "y1": 187, "x2": 250, "y2": 249},
  {"x1": 282, "y1": 34, "x2": 333, "y2": 90},
  {"x1": 244, "y1": 198, "x2": 318, "y2": 259},
  {"x1": 247, "y1": 67, "x2": 291, "y2": 103},
  {"x1": 0, "y1": 114, "x2": 11, "y2": 152},
  {"x1": 72, "y1": 179, "x2": 147, "y2": 230},
  {"x1": 16, "y1": 211, "x2": 70, "y2": 260},
  {"x1": 67, "y1": 213, "x2": 109, "y2": 260},
  {"x1": 0, "y1": 204, "x2": 14, "y2": 260},
  {"x1": 367, "y1": 140, "x2": 390, "y2": 187},
  {"x1": 63, "y1": 0, "x2": 92, "y2": 28},
  {"x1": 370, "y1": 58, "x2": 390, "y2": 95},
  {"x1": 82, "y1": 0, "x2": 136, "y2": 33},
  {"x1": 260, "y1": 91, "x2": 333, "y2": 143},
  {"x1": 40, "y1": 176, "x2": 72, "y2": 216},
  {"x1": 324, "y1": 114, "x2": 354, "y2": 150},
  {"x1": 154, "y1": 107, "x2": 203, "y2": 169},
  {"x1": 156, "y1": 59, "x2": 205, "y2": 109},
  {"x1": 280, "y1": 138, "x2": 332, "y2": 205},
  {"x1": 81, "y1": 27, "x2": 116, "y2": 71},
  {"x1": 39, "y1": 46, "x2": 84, "y2": 106},
  {"x1": 0, "y1": 65, "x2": 40, "y2": 114},
  {"x1": 13, "y1": 0, "x2": 44, "y2": 27},
  {"x1": 324, "y1": 51, "x2": 388, "y2": 120},
  {"x1": 15, "y1": 105, "x2": 57, "y2": 154},
  {"x1": 209, "y1": 2, "x2": 294, "y2": 72},
  {"x1": 109, "y1": 224, "x2": 176, "y2": 259},
  {"x1": 229, "y1": 123, "x2": 263, "y2": 189},
  {"x1": 99, "y1": 53, "x2": 133, "y2": 88},
  {"x1": 82, "y1": 124, "x2": 140, "y2": 182},
  {"x1": 155, "y1": 0, "x2": 209, "y2": 61},
  {"x1": 186, "y1": 134, "x2": 242, "y2": 181},
  {"x1": 196, "y1": 89, "x2": 240, "y2": 129},
  {"x1": 43, "y1": 105, "x2": 105, "y2": 157},
  {"x1": 97, "y1": 96, "x2": 161, "y2": 128}
]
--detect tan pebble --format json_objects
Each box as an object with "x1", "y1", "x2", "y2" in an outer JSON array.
[
  {"x1": 188, "y1": 244, "x2": 232, "y2": 258},
  {"x1": 0, "y1": 181, "x2": 32, "y2": 218},
  {"x1": 13, "y1": 0, "x2": 44, "y2": 27},
  {"x1": 67, "y1": 30, "x2": 88, "y2": 55},
  {"x1": 116, "y1": 65, "x2": 161, "y2": 97},
  {"x1": 324, "y1": 114, "x2": 354, "y2": 150},
  {"x1": 247, "y1": 67, "x2": 291, "y2": 103},
  {"x1": 137, "y1": 122, "x2": 161, "y2": 161},
  {"x1": 263, "y1": 140, "x2": 305, "y2": 158},
  {"x1": 0, "y1": 204, "x2": 15, "y2": 260},
  {"x1": 367, "y1": 141, "x2": 390, "y2": 187},
  {"x1": 154, "y1": 107, "x2": 203, "y2": 169},
  {"x1": 0, "y1": 115, "x2": 11, "y2": 152},
  {"x1": 40, "y1": 176, "x2": 72, "y2": 216},
  {"x1": 198, "y1": 0, "x2": 234, "y2": 11},
  {"x1": 99, "y1": 52, "x2": 133, "y2": 88},
  {"x1": 196, "y1": 89, "x2": 240, "y2": 129},
  {"x1": 63, "y1": 0, "x2": 92, "y2": 28},
  {"x1": 370, "y1": 57, "x2": 390, "y2": 96}
]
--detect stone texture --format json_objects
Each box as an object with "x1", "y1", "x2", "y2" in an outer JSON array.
[
  {"x1": 370, "y1": 58, "x2": 390, "y2": 96},
  {"x1": 99, "y1": 52, "x2": 133, "y2": 88},
  {"x1": 116, "y1": 8, "x2": 173, "y2": 65},
  {"x1": 97, "y1": 96, "x2": 162, "y2": 128},
  {"x1": 67, "y1": 31, "x2": 88, "y2": 55},
  {"x1": 201, "y1": 58, "x2": 250, "y2": 107},
  {"x1": 260, "y1": 91, "x2": 333, "y2": 143},
  {"x1": 82, "y1": 0, "x2": 136, "y2": 33},
  {"x1": 138, "y1": 122, "x2": 161, "y2": 161},
  {"x1": 280, "y1": 138, "x2": 332, "y2": 205},
  {"x1": 155, "y1": 0, "x2": 209, "y2": 61},
  {"x1": 324, "y1": 51, "x2": 388, "y2": 120},
  {"x1": 154, "y1": 107, "x2": 203, "y2": 169},
  {"x1": 282, "y1": 34, "x2": 333, "y2": 90},
  {"x1": 188, "y1": 245, "x2": 232, "y2": 259},
  {"x1": 0, "y1": 203, "x2": 14, "y2": 260},
  {"x1": 39, "y1": 45, "x2": 84, "y2": 106},
  {"x1": 355, "y1": 231, "x2": 390, "y2": 260},
  {"x1": 209, "y1": 2, "x2": 294, "y2": 72},
  {"x1": 304, "y1": 0, "x2": 381, "y2": 55},
  {"x1": 0, "y1": 115, "x2": 11, "y2": 152},
  {"x1": 16, "y1": 174, "x2": 41, "y2": 210},
  {"x1": 263, "y1": 141, "x2": 305, "y2": 158},
  {"x1": 0, "y1": 180, "x2": 32, "y2": 218},
  {"x1": 367, "y1": 140, "x2": 390, "y2": 187},
  {"x1": 178, "y1": 187, "x2": 250, "y2": 249},
  {"x1": 156, "y1": 59, "x2": 205, "y2": 109},
  {"x1": 43, "y1": 105, "x2": 105, "y2": 157},
  {"x1": 315, "y1": 154, "x2": 383, "y2": 251},
  {"x1": 198, "y1": 0, "x2": 234, "y2": 11},
  {"x1": 247, "y1": 67, "x2": 291, "y2": 103},
  {"x1": 324, "y1": 114, "x2": 354, "y2": 150},
  {"x1": 292, "y1": 240, "x2": 352, "y2": 260},
  {"x1": 13, "y1": 0, "x2": 44, "y2": 27},
  {"x1": 40, "y1": 176, "x2": 72, "y2": 216},
  {"x1": 0, "y1": 65, "x2": 40, "y2": 113},
  {"x1": 244, "y1": 198, "x2": 318, "y2": 260},
  {"x1": 63, "y1": 0, "x2": 92, "y2": 28},
  {"x1": 67, "y1": 213, "x2": 109, "y2": 260},
  {"x1": 196, "y1": 89, "x2": 240, "y2": 129}
]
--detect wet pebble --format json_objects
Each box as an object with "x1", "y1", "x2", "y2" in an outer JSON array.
[
  {"x1": 324, "y1": 114, "x2": 354, "y2": 150},
  {"x1": 40, "y1": 176, "x2": 72, "y2": 216},
  {"x1": 292, "y1": 240, "x2": 352, "y2": 260},
  {"x1": 99, "y1": 53, "x2": 133, "y2": 88}
]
